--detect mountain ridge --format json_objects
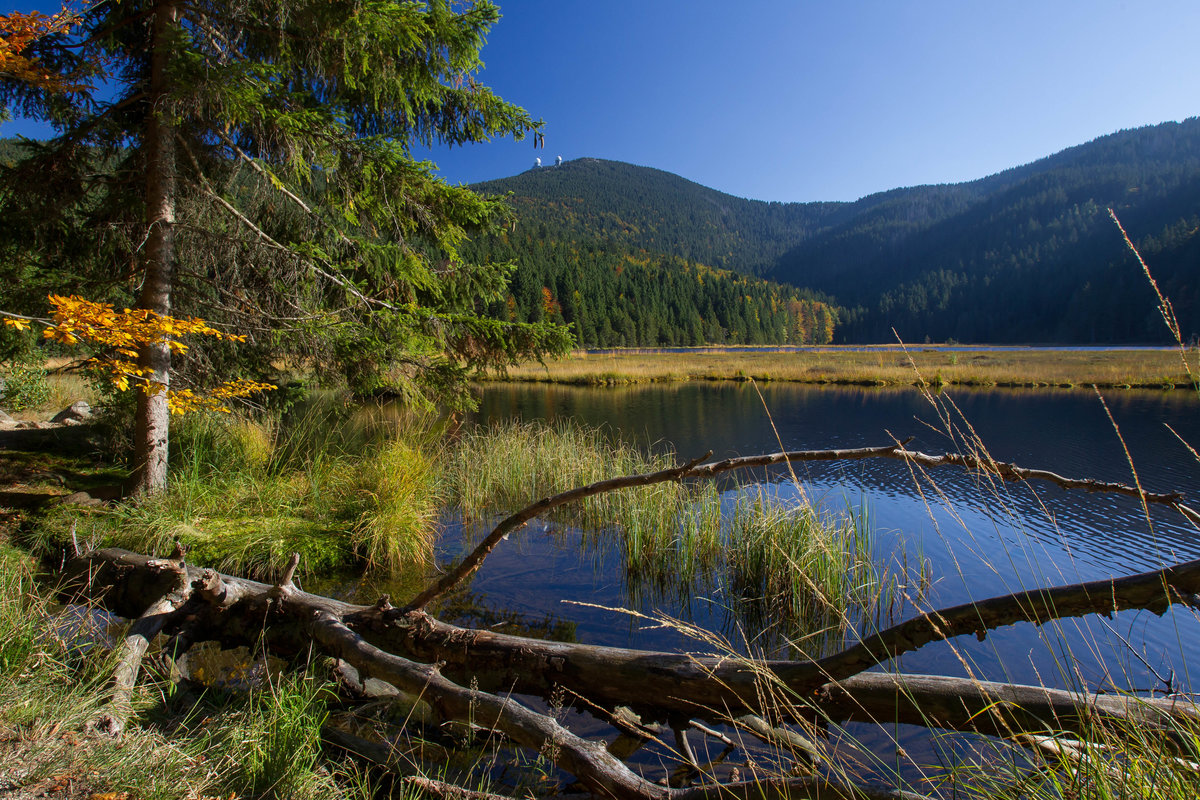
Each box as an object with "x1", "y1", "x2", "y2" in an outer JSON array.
[{"x1": 473, "y1": 118, "x2": 1200, "y2": 343}]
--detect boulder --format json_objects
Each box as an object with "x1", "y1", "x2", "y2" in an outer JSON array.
[{"x1": 51, "y1": 400, "x2": 92, "y2": 424}]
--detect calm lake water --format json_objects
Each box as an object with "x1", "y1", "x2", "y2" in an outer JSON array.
[
  {"x1": 436, "y1": 382, "x2": 1200, "y2": 775},
  {"x1": 279, "y1": 380, "x2": 1200, "y2": 789}
]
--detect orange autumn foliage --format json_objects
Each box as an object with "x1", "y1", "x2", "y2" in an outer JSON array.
[
  {"x1": 3, "y1": 295, "x2": 274, "y2": 414},
  {"x1": 0, "y1": 5, "x2": 86, "y2": 93}
]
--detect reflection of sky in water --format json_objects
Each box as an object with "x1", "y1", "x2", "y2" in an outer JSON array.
[{"x1": 462, "y1": 383, "x2": 1200, "y2": 700}]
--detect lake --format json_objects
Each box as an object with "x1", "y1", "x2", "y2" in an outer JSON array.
[{"x1": 440, "y1": 381, "x2": 1200, "y2": 778}]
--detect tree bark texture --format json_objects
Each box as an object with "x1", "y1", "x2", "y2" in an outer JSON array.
[{"x1": 132, "y1": 0, "x2": 178, "y2": 495}]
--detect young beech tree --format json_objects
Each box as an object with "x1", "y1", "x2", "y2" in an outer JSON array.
[
  {"x1": 4, "y1": 295, "x2": 275, "y2": 414},
  {"x1": 0, "y1": 7, "x2": 80, "y2": 91},
  {"x1": 0, "y1": 0, "x2": 570, "y2": 494}
]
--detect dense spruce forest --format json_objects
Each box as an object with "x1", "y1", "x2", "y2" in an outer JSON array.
[
  {"x1": 473, "y1": 119, "x2": 1200, "y2": 345},
  {"x1": 468, "y1": 161, "x2": 839, "y2": 347},
  {"x1": 466, "y1": 232, "x2": 837, "y2": 348}
]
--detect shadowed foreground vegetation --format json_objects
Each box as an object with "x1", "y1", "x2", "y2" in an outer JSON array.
[{"x1": 0, "y1": 542, "x2": 380, "y2": 800}]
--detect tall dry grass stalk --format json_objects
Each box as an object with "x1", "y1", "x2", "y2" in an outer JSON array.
[{"x1": 1109, "y1": 207, "x2": 1197, "y2": 393}]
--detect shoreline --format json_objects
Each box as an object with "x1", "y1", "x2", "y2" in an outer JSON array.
[{"x1": 481, "y1": 347, "x2": 1199, "y2": 391}]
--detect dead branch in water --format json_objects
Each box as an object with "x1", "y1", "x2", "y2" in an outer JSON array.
[{"x1": 412, "y1": 443, "x2": 1199, "y2": 609}]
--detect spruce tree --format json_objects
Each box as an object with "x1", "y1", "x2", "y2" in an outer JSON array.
[{"x1": 0, "y1": 0, "x2": 569, "y2": 493}]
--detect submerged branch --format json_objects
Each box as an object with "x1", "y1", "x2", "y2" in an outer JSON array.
[
  {"x1": 404, "y1": 451, "x2": 713, "y2": 609},
  {"x1": 409, "y1": 442, "x2": 1199, "y2": 611}
]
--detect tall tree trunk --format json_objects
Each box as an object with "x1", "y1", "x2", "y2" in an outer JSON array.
[{"x1": 132, "y1": 0, "x2": 178, "y2": 495}]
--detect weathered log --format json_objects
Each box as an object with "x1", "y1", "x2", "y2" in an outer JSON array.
[
  {"x1": 310, "y1": 610, "x2": 662, "y2": 800},
  {"x1": 66, "y1": 548, "x2": 1200, "y2": 741},
  {"x1": 66, "y1": 549, "x2": 933, "y2": 799},
  {"x1": 311, "y1": 610, "x2": 930, "y2": 800},
  {"x1": 403, "y1": 776, "x2": 525, "y2": 800},
  {"x1": 86, "y1": 546, "x2": 190, "y2": 738}
]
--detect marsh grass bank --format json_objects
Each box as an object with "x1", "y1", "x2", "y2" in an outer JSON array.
[
  {"x1": 15, "y1": 401, "x2": 892, "y2": 641},
  {"x1": 486, "y1": 346, "x2": 1196, "y2": 389},
  {"x1": 23, "y1": 404, "x2": 443, "y2": 584}
]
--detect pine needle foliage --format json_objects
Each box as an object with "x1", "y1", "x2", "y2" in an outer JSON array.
[{"x1": 0, "y1": 0, "x2": 571, "y2": 481}]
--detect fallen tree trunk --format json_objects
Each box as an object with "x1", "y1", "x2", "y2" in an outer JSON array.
[
  {"x1": 65, "y1": 548, "x2": 1200, "y2": 743},
  {"x1": 86, "y1": 545, "x2": 190, "y2": 737}
]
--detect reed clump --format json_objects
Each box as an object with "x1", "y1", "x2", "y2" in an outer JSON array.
[
  {"x1": 725, "y1": 492, "x2": 888, "y2": 636},
  {"x1": 442, "y1": 418, "x2": 694, "y2": 531},
  {"x1": 443, "y1": 420, "x2": 904, "y2": 640}
]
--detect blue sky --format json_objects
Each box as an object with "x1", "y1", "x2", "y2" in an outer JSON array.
[{"x1": 5, "y1": 0, "x2": 1200, "y2": 202}]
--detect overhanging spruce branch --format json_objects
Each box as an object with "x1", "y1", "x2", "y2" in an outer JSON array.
[
  {"x1": 216, "y1": 130, "x2": 359, "y2": 251},
  {"x1": 409, "y1": 443, "x2": 1199, "y2": 610},
  {"x1": 197, "y1": 183, "x2": 389, "y2": 310},
  {"x1": 178, "y1": 135, "x2": 398, "y2": 314}
]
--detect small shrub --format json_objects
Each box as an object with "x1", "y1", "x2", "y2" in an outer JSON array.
[{"x1": 0, "y1": 359, "x2": 52, "y2": 411}]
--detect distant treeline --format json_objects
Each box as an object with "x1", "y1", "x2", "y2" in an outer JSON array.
[{"x1": 467, "y1": 232, "x2": 836, "y2": 347}]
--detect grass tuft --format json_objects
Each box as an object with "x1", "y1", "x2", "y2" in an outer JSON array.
[
  {"x1": 33, "y1": 400, "x2": 442, "y2": 579},
  {"x1": 207, "y1": 673, "x2": 335, "y2": 800}
]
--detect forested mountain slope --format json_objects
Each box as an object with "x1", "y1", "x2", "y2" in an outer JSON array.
[
  {"x1": 476, "y1": 119, "x2": 1200, "y2": 344},
  {"x1": 773, "y1": 119, "x2": 1200, "y2": 342},
  {"x1": 473, "y1": 158, "x2": 840, "y2": 276},
  {"x1": 467, "y1": 160, "x2": 839, "y2": 347}
]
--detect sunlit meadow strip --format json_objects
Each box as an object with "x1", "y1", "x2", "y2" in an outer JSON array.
[{"x1": 484, "y1": 347, "x2": 1193, "y2": 389}]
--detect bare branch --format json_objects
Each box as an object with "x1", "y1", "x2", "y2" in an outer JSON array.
[
  {"x1": 404, "y1": 451, "x2": 713, "y2": 610},
  {"x1": 408, "y1": 442, "x2": 1199, "y2": 610}
]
